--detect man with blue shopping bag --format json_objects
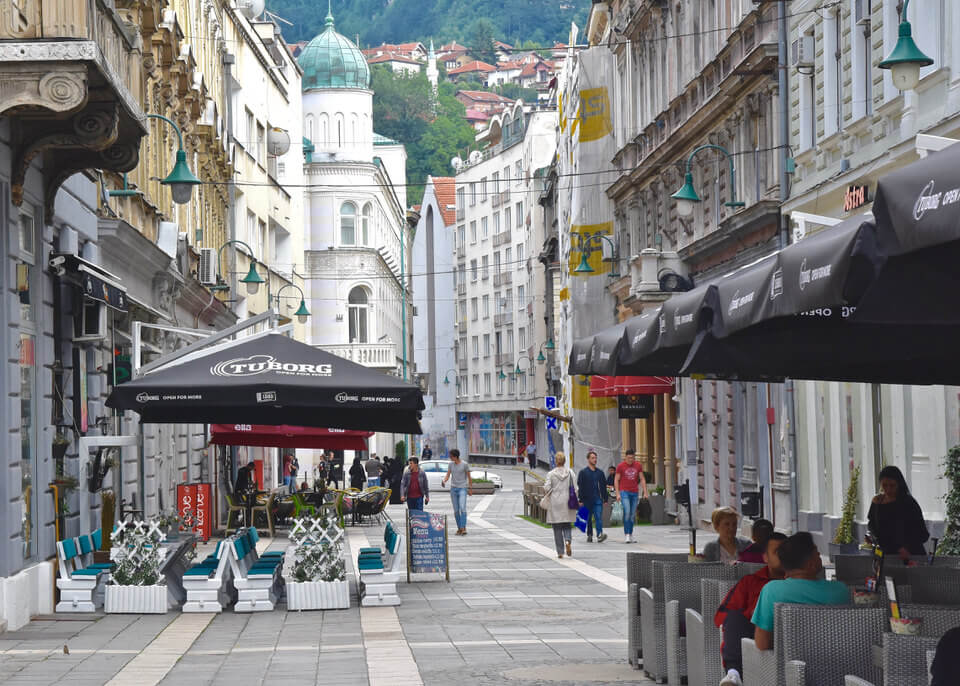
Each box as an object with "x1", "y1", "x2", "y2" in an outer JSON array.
[{"x1": 577, "y1": 451, "x2": 609, "y2": 543}]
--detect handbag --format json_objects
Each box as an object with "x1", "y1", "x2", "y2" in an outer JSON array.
[
  {"x1": 567, "y1": 474, "x2": 579, "y2": 510},
  {"x1": 610, "y1": 500, "x2": 624, "y2": 526}
]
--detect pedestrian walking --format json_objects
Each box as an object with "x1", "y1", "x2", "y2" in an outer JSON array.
[
  {"x1": 349, "y1": 456, "x2": 366, "y2": 490},
  {"x1": 544, "y1": 452, "x2": 577, "y2": 558},
  {"x1": 421, "y1": 443, "x2": 433, "y2": 461},
  {"x1": 441, "y1": 448, "x2": 473, "y2": 535},
  {"x1": 525, "y1": 440, "x2": 537, "y2": 468},
  {"x1": 614, "y1": 449, "x2": 648, "y2": 543},
  {"x1": 282, "y1": 453, "x2": 295, "y2": 493},
  {"x1": 365, "y1": 453, "x2": 382, "y2": 488},
  {"x1": 400, "y1": 457, "x2": 429, "y2": 510},
  {"x1": 577, "y1": 450, "x2": 608, "y2": 542},
  {"x1": 326, "y1": 454, "x2": 340, "y2": 489}
]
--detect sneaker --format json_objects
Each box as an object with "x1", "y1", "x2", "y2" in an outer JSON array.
[
  {"x1": 586, "y1": 537, "x2": 593, "y2": 543},
  {"x1": 598, "y1": 533, "x2": 608, "y2": 543},
  {"x1": 719, "y1": 669, "x2": 743, "y2": 686},
  {"x1": 624, "y1": 535, "x2": 631, "y2": 544},
  {"x1": 565, "y1": 541, "x2": 572, "y2": 557}
]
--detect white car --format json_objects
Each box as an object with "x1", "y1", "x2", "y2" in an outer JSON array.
[{"x1": 419, "y1": 460, "x2": 502, "y2": 491}]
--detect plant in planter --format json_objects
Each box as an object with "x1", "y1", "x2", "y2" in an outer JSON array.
[
  {"x1": 648, "y1": 485, "x2": 668, "y2": 524},
  {"x1": 471, "y1": 478, "x2": 496, "y2": 494},
  {"x1": 286, "y1": 515, "x2": 349, "y2": 610},
  {"x1": 830, "y1": 464, "x2": 862, "y2": 561},
  {"x1": 938, "y1": 445, "x2": 960, "y2": 555},
  {"x1": 52, "y1": 432, "x2": 71, "y2": 461},
  {"x1": 105, "y1": 519, "x2": 167, "y2": 613}
]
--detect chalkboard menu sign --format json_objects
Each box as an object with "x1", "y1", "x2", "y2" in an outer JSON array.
[{"x1": 407, "y1": 511, "x2": 449, "y2": 581}]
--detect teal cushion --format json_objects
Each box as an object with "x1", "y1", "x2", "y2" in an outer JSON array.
[
  {"x1": 72, "y1": 568, "x2": 101, "y2": 576},
  {"x1": 78, "y1": 535, "x2": 94, "y2": 556},
  {"x1": 184, "y1": 567, "x2": 214, "y2": 577},
  {"x1": 359, "y1": 562, "x2": 384, "y2": 570},
  {"x1": 360, "y1": 547, "x2": 382, "y2": 554},
  {"x1": 60, "y1": 538, "x2": 78, "y2": 561},
  {"x1": 88, "y1": 563, "x2": 113, "y2": 570},
  {"x1": 249, "y1": 528, "x2": 260, "y2": 544},
  {"x1": 92, "y1": 528, "x2": 103, "y2": 550}
]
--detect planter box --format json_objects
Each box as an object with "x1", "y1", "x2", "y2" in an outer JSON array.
[
  {"x1": 827, "y1": 542, "x2": 861, "y2": 562},
  {"x1": 105, "y1": 583, "x2": 167, "y2": 614},
  {"x1": 472, "y1": 483, "x2": 496, "y2": 495},
  {"x1": 648, "y1": 493, "x2": 669, "y2": 525},
  {"x1": 286, "y1": 579, "x2": 350, "y2": 610}
]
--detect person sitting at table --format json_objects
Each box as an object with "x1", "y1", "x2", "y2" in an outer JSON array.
[
  {"x1": 715, "y1": 532, "x2": 786, "y2": 686},
  {"x1": 703, "y1": 507, "x2": 752, "y2": 564},
  {"x1": 235, "y1": 459, "x2": 255, "y2": 497},
  {"x1": 930, "y1": 626, "x2": 960, "y2": 686},
  {"x1": 868, "y1": 465, "x2": 929, "y2": 562},
  {"x1": 349, "y1": 455, "x2": 366, "y2": 490},
  {"x1": 738, "y1": 518, "x2": 775, "y2": 564},
  {"x1": 750, "y1": 532, "x2": 850, "y2": 652}
]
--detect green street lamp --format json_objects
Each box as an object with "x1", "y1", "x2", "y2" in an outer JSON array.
[
  {"x1": 572, "y1": 234, "x2": 620, "y2": 277},
  {"x1": 515, "y1": 357, "x2": 533, "y2": 376},
  {"x1": 879, "y1": 0, "x2": 934, "y2": 91},
  {"x1": 441, "y1": 368, "x2": 459, "y2": 386},
  {"x1": 671, "y1": 144, "x2": 745, "y2": 218},
  {"x1": 274, "y1": 283, "x2": 311, "y2": 324},
  {"x1": 215, "y1": 239, "x2": 264, "y2": 296},
  {"x1": 537, "y1": 339, "x2": 555, "y2": 364},
  {"x1": 545, "y1": 338, "x2": 555, "y2": 351},
  {"x1": 537, "y1": 350, "x2": 546, "y2": 363},
  {"x1": 147, "y1": 114, "x2": 201, "y2": 204}
]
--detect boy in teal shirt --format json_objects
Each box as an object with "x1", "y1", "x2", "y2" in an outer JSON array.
[{"x1": 750, "y1": 532, "x2": 850, "y2": 651}]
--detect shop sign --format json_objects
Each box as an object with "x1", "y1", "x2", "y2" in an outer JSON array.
[
  {"x1": 843, "y1": 184, "x2": 870, "y2": 212},
  {"x1": 618, "y1": 394, "x2": 654, "y2": 419}
]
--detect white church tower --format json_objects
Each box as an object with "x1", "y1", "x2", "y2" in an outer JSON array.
[{"x1": 426, "y1": 39, "x2": 439, "y2": 93}]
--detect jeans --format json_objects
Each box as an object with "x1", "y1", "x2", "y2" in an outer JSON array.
[
  {"x1": 721, "y1": 611, "x2": 754, "y2": 674},
  {"x1": 586, "y1": 501, "x2": 604, "y2": 537},
  {"x1": 406, "y1": 497, "x2": 424, "y2": 511},
  {"x1": 552, "y1": 523, "x2": 571, "y2": 554},
  {"x1": 283, "y1": 475, "x2": 293, "y2": 493},
  {"x1": 450, "y1": 487, "x2": 468, "y2": 529},
  {"x1": 620, "y1": 490, "x2": 639, "y2": 535}
]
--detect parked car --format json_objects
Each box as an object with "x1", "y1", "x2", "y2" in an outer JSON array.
[{"x1": 418, "y1": 460, "x2": 502, "y2": 490}]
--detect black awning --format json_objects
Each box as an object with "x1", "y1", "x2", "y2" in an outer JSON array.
[
  {"x1": 107, "y1": 333, "x2": 424, "y2": 433},
  {"x1": 52, "y1": 253, "x2": 129, "y2": 312}
]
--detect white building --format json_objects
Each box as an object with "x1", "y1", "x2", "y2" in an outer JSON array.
[
  {"x1": 297, "y1": 11, "x2": 415, "y2": 458},
  {"x1": 412, "y1": 177, "x2": 458, "y2": 456},
  {"x1": 452, "y1": 101, "x2": 555, "y2": 463}
]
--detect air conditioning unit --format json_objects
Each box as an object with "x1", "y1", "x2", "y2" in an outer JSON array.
[
  {"x1": 854, "y1": 0, "x2": 871, "y2": 26},
  {"x1": 198, "y1": 247, "x2": 218, "y2": 286},
  {"x1": 74, "y1": 301, "x2": 107, "y2": 342},
  {"x1": 791, "y1": 35, "x2": 814, "y2": 68}
]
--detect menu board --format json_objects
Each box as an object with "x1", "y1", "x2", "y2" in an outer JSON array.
[{"x1": 407, "y1": 511, "x2": 448, "y2": 579}]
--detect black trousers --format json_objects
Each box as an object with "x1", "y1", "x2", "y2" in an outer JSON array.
[{"x1": 722, "y1": 611, "x2": 755, "y2": 675}]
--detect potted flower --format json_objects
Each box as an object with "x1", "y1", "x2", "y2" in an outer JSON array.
[
  {"x1": 105, "y1": 520, "x2": 167, "y2": 613},
  {"x1": 52, "y1": 432, "x2": 71, "y2": 461},
  {"x1": 285, "y1": 515, "x2": 349, "y2": 610},
  {"x1": 829, "y1": 464, "x2": 862, "y2": 561}
]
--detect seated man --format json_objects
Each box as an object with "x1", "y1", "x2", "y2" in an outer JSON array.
[
  {"x1": 930, "y1": 626, "x2": 960, "y2": 686},
  {"x1": 750, "y1": 532, "x2": 850, "y2": 652},
  {"x1": 715, "y1": 532, "x2": 786, "y2": 686},
  {"x1": 738, "y1": 518, "x2": 775, "y2": 564}
]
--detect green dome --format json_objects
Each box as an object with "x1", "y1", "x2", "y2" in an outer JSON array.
[{"x1": 298, "y1": 12, "x2": 370, "y2": 91}]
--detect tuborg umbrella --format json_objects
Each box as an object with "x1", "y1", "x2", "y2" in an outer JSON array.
[
  {"x1": 209, "y1": 425, "x2": 373, "y2": 450},
  {"x1": 107, "y1": 334, "x2": 424, "y2": 433}
]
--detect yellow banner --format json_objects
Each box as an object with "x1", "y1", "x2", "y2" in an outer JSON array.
[
  {"x1": 572, "y1": 376, "x2": 617, "y2": 411},
  {"x1": 578, "y1": 87, "x2": 613, "y2": 143},
  {"x1": 569, "y1": 222, "x2": 614, "y2": 276}
]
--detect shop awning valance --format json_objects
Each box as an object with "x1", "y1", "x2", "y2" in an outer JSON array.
[
  {"x1": 588, "y1": 376, "x2": 675, "y2": 397},
  {"x1": 210, "y1": 425, "x2": 372, "y2": 450}
]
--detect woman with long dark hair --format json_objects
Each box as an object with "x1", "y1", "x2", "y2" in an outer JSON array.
[{"x1": 867, "y1": 465, "x2": 929, "y2": 560}]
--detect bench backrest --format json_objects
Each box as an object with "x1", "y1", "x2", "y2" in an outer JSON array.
[
  {"x1": 898, "y1": 604, "x2": 960, "y2": 636},
  {"x1": 56, "y1": 538, "x2": 80, "y2": 579}
]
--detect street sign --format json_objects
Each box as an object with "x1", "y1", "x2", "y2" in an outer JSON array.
[
  {"x1": 458, "y1": 412, "x2": 467, "y2": 428},
  {"x1": 544, "y1": 395, "x2": 558, "y2": 429}
]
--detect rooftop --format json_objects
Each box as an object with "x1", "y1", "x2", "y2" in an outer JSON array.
[{"x1": 432, "y1": 176, "x2": 457, "y2": 226}]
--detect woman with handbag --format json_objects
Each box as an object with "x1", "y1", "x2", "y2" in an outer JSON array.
[{"x1": 542, "y1": 452, "x2": 578, "y2": 558}]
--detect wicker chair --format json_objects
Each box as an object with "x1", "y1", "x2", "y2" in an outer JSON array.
[
  {"x1": 899, "y1": 567, "x2": 960, "y2": 604},
  {"x1": 685, "y1": 578, "x2": 738, "y2": 686},
  {"x1": 626, "y1": 552, "x2": 688, "y2": 669},
  {"x1": 743, "y1": 602, "x2": 882, "y2": 686}
]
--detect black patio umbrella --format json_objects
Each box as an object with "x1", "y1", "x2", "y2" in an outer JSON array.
[{"x1": 107, "y1": 334, "x2": 424, "y2": 433}]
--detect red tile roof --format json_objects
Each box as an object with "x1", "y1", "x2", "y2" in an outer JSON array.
[
  {"x1": 448, "y1": 60, "x2": 496, "y2": 75},
  {"x1": 456, "y1": 90, "x2": 514, "y2": 103},
  {"x1": 431, "y1": 177, "x2": 457, "y2": 226},
  {"x1": 367, "y1": 52, "x2": 421, "y2": 65},
  {"x1": 465, "y1": 108, "x2": 490, "y2": 121}
]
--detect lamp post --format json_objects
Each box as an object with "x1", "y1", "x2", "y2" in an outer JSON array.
[
  {"x1": 670, "y1": 144, "x2": 746, "y2": 218},
  {"x1": 146, "y1": 114, "x2": 202, "y2": 204},
  {"x1": 212, "y1": 239, "x2": 265, "y2": 296},
  {"x1": 273, "y1": 283, "x2": 310, "y2": 324},
  {"x1": 879, "y1": 0, "x2": 934, "y2": 91},
  {"x1": 536, "y1": 338, "x2": 555, "y2": 363},
  {"x1": 442, "y1": 368, "x2": 460, "y2": 388},
  {"x1": 572, "y1": 234, "x2": 620, "y2": 276}
]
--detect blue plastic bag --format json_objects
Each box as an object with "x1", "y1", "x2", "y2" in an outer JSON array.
[{"x1": 575, "y1": 506, "x2": 589, "y2": 533}]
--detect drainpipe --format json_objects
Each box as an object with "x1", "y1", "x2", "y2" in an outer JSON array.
[{"x1": 777, "y1": 0, "x2": 800, "y2": 534}]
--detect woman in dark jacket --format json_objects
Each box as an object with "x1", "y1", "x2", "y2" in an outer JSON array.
[
  {"x1": 867, "y1": 465, "x2": 929, "y2": 560},
  {"x1": 349, "y1": 456, "x2": 366, "y2": 491}
]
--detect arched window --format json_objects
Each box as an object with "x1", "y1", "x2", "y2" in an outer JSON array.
[
  {"x1": 340, "y1": 202, "x2": 357, "y2": 245},
  {"x1": 348, "y1": 286, "x2": 369, "y2": 343},
  {"x1": 319, "y1": 113, "x2": 329, "y2": 144},
  {"x1": 361, "y1": 203, "x2": 372, "y2": 245}
]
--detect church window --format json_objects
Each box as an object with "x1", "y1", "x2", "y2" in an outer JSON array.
[{"x1": 341, "y1": 202, "x2": 357, "y2": 244}]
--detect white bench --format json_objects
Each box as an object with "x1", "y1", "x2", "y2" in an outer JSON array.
[
  {"x1": 229, "y1": 527, "x2": 285, "y2": 612},
  {"x1": 56, "y1": 536, "x2": 110, "y2": 612},
  {"x1": 358, "y1": 526, "x2": 404, "y2": 607},
  {"x1": 182, "y1": 540, "x2": 233, "y2": 612}
]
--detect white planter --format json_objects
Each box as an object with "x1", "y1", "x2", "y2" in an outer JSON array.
[
  {"x1": 286, "y1": 579, "x2": 350, "y2": 610},
  {"x1": 105, "y1": 583, "x2": 168, "y2": 614}
]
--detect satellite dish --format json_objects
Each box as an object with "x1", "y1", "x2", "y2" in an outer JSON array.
[
  {"x1": 451, "y1": 157, "x2": 463, "y2": 171},
  {"x1": 468, "y1": 150, "x2": 483, "y2": 164},
  {"x1": 238, "y1": 0, "x2": 265, "y2": 20}
]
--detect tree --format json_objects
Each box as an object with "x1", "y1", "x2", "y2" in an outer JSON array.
[
  {"x1": 371, "y1": 66, "x2": 433, "y2": 144},
  {"x1": 467, "y1": 18, "x2": 497, "y2": 64}
]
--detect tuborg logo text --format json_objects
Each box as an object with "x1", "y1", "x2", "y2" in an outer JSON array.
[
  {"x1": 335, "y1": 392, "x2": 359, "y2": 403},
  {"x1": 913, "y1": 179, "x2": 960, "y2": 221},
  {"x1": 728, "y1": 289, "x2": 755, "y2": 315},
  {"x1": 211, "y1": 355, "x2": 332, "y2": 377},
  {"x1": 136, "y1": 392, "x2": 158, "y2": 403},
  {"x1": 798, "y1": 258, "x2": 831, "y2": 291}
]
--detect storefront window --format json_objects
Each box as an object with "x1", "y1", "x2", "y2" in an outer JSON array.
[
  {"x1": 20, "y1": 334, "x2": 36, "y2": 559},
  {"x1": 467, "y1": 412, "x2": 516, "y2": 457}
]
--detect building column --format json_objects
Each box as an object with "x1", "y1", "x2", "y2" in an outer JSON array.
[
  {"x1": 663, "y1": 396, "x2": 677, "y2": 496},
  {"x1": 653, "y1": 396, "x2": 665, "y2": 486}
]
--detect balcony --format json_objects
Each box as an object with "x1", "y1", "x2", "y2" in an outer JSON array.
[
  {"x1": 493, "y1": 230, "x2": 511, "y2": 247},
  {"x1": 316, "y1": 342, "x2": 397, "y2": 370},
  {"x1": 500, "y1": 188, "x2": 511, "y2": 203},
  {"x1": 457, "y1": 282, "x2": 466, "y2": 296},
  {"x1": 493, "y1": 272, "x2": 512, "y2": 287},
  {"x1": 494, "y1": 312, "x2": 513, "y2": 327},
  {"x1": 1, "y1": 0, "x2": 149, "y2": 220},
  {"x1": 491, "y1": 192, "x2": 501, "y2": 208},
  {"x1": 458, "y1": 357, "x2": 468, "y2": 371},
  {"x1": 456, "y1": 245, "x2": 465, "y2": 259}
]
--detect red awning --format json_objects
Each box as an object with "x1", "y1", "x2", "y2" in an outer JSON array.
[
  {"x1": 209, "y1": 424, "x2": 373, "y2": 450},
  {"x1": 588, "y1": 376, "x2": 674, "y2": 398}
]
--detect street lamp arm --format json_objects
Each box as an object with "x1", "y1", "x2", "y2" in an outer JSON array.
[
  {"x1": 274, "y1": 283, "x2": 306, "y2": 303},
  {"x1": 217, "y1": 239, "x2": 258, "y2": 280},
  {"x1": 684, "y1": 144, "x2": 744, "y2": 208},
  {"x1": 146, "y1": 113, "x2": 185, "y2": 151}
]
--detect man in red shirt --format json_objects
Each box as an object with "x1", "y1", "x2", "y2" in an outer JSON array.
[
  {"x1": 400, "y1": 457, "x2": 429, "y2": 511},
  {"x1": 714, "y1": 532, "x2": 786, "y2": 686},
  {"x1": 613, "y1": 449, "x2": 649, "y2": 543}
]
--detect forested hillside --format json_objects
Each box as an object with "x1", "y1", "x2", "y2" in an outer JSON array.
[{"x1": 267, "y1": 0, "x2": 590, "y2": 48}]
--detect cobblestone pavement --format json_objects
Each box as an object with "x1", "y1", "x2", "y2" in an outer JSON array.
[{"x1": 0, "y1": 467, "x2": 689, "y2": 685}]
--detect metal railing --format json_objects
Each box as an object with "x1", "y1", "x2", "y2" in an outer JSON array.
[
  {"x1": 493, "y1": 231, "x2": 512, "y2": 247},
  {"x1": 493, "y1": 272, "x2": 512, "y2": 287},
  {"x1": 315, "y1": 342, "x2": 396, "y2": 368}
]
